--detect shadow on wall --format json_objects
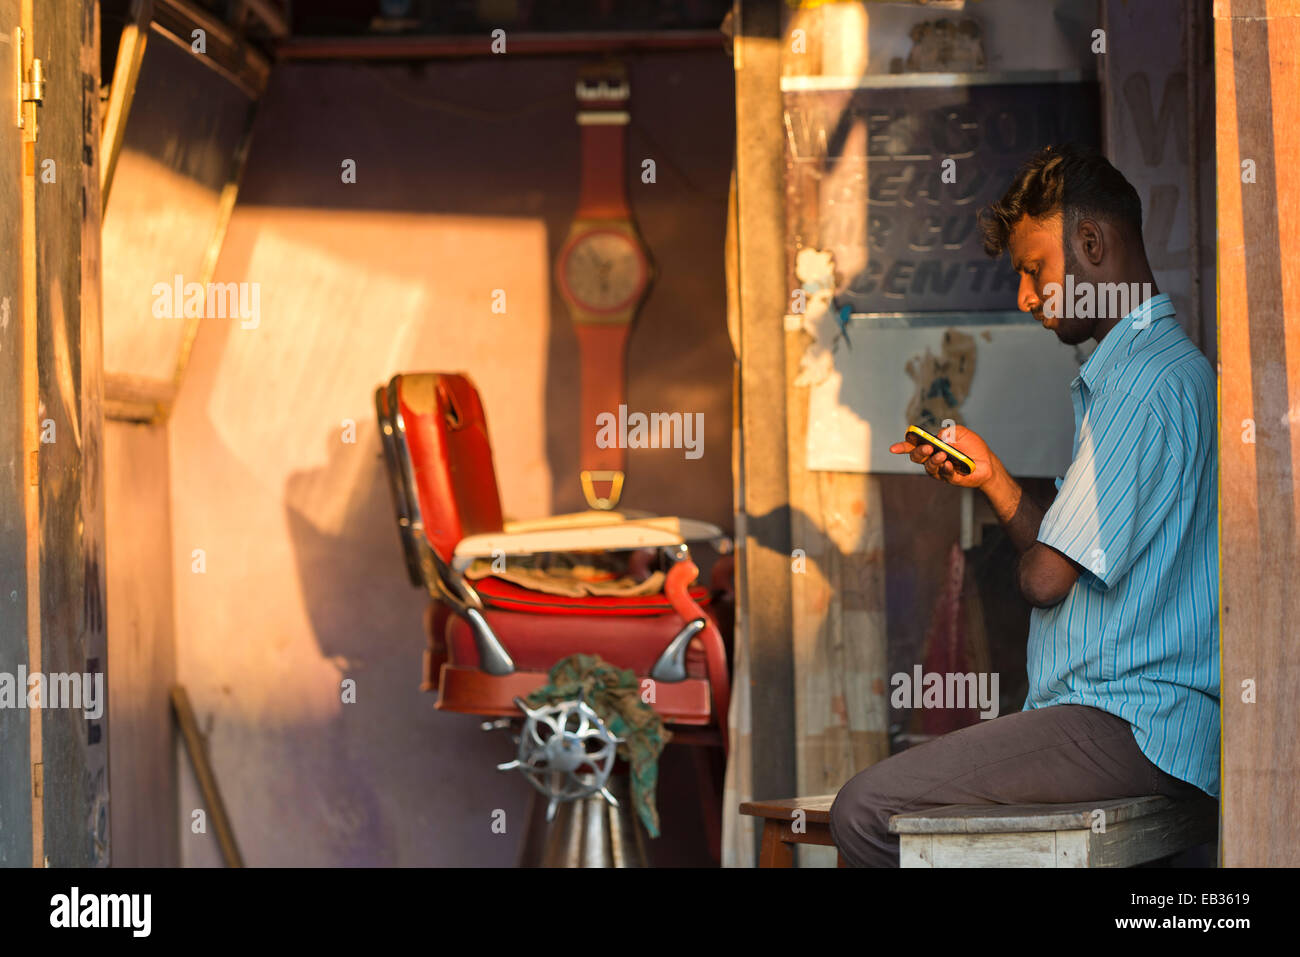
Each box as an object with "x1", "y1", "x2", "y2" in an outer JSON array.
[{"x1": 282, "y1": 422, "x2": 533, "y2": 865}]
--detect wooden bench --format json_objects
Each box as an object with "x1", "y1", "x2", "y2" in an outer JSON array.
[
  {"x1": 889, "y1": 795, "x2": 1219, "y2": 867},
  {"x1": 739, "y1": 795, "x2": 840, "y2": 867},
  {"x1": 739, "y1": 793, "x2": 1217, "y2": 867}
]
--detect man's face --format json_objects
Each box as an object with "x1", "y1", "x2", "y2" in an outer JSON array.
[{"x1": 1007, "y1": 214, "x2": 1094, "y2": 345}]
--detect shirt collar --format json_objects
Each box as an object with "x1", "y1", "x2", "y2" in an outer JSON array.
[{"x1": 1078, "y1": 292, "x2": 1174, "y2": 393}]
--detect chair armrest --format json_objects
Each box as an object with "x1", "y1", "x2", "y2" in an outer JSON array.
[
  {"x1": 452, "y1": 516, "x2": 727, "y2": 567},
  {"x1": 501, "y1": 509, "x2": 655, "y2": 534}
]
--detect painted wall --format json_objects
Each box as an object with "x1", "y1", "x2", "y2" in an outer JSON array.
[
  {"x1": 104, "y1": 420, "x2": 179, "y2": 867},
  {"x1": 167, "y1": 52, "x2": 735, "y2": 866}
]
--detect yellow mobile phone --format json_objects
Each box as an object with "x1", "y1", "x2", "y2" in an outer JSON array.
[{"x1": 905, "y1": 425, "x2": 976, "y2": 476}]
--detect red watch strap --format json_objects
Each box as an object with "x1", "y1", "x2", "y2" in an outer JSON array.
[
  {"x1": 577, "y1": 122, "x2": 629, "y2": 219},
  {"x1": 575, "y1": 322, "x2": 631, "y2": 507},
  {"x1": 570, "y1": 60, "x2": 636, "y2": 509}
]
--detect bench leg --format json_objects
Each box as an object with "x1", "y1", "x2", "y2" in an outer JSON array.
[{"x1": 757, "y1": 820, "x2": 794, "y2": 867}]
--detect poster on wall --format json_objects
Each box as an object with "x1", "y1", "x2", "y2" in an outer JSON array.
[
  {"x1": 782, "y1": 74, "x2": 1101, "y2": 476},
  {"x1": 799, "y1": 317, "x2": 1090, "y2": 478}
]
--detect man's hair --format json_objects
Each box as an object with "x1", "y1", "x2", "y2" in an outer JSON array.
[{"x1": 977, "y1": 144, "x2": 1143, "y2": 258}]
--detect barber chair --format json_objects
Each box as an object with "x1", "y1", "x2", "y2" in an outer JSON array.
[{"x1": 375, "y1": 372, "x2": 732, "y2": 866}]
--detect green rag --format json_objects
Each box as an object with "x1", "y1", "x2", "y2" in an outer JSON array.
[{"x1": 524, "y1": 653, "x2": 672, "y2": 838}]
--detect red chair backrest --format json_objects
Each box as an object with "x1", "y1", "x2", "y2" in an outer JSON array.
[{"x1": 393, "y1": 373, "x2": 505, "y2": 563}]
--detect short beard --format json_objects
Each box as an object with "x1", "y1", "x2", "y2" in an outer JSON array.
[{"x1": 1056, "y1": 238, "x2": 1093, "y2": 344}]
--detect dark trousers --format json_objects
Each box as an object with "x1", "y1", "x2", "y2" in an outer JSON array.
[{"x1": 829, "y1": 704, "x2": 1209, "y2": 867}]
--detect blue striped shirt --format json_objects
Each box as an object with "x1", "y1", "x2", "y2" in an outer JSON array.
[{"x1": 1024, "y1": 293, "x2": 1219, "y2": 797}]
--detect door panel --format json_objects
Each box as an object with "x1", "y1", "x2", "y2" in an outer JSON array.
[{"x1": 0, "y1": 0, "x2": 32, "y2": 869}]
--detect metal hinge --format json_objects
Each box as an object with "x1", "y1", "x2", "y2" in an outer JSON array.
[{"x1": 14, "y1": 27, "x2": 44, "y2": 130}]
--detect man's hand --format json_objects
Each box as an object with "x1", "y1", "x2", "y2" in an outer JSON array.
[
  {"x1": 892, "y1": 426, "x2": 1052, "y2": 571},
  {"x1": 890, "y1": 425, "x2": 996, "y2": 490},
  {"x1": 890, "y1": 429, "x2": 1081, "y2": 605}
]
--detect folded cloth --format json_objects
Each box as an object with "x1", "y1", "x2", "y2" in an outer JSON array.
[
  {"x1": 462, "y1": 548, "x2": 665, "y2": 595},
  {"x1": 464, "y1": 561, "x2": 664, "y2": 598},
  {"x1": 524, "y1": 653, "x2": 672, "y2": 838}
]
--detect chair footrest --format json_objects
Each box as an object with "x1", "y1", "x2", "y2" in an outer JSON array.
[{"x1": 435, "y1": 664, "x2": 715, "y2": 726}]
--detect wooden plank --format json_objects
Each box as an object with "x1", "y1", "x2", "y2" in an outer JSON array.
[
  {"x1": 274, "y1": 32, "x2": 725, "y2": 62},
  {"x1": 757, "y1": 820, "x2": 795, "y2": 867},
  {"x1": 896, "y1": 801, "x2": 1217, "y2": 867},
  {"x1": 0, "y1": 0, "x2": 32, "y2": 868},
  {"x1": 1055, "y1": 829, "x2": 1090, "y2": 867},
  {"x1": 734, "y1": 0, "x2": 797, "y2": 815},
  {"x1": 104, "y1": 370, "x2": 174, "y2": 406},
  {"x1": 903, "y1": 823, "x2": 1201, "y2": 868},
  {"x1": 889, "y1": 796, "x2": 1178, "y2": 833},
  {"x1": 1089, "y1": 800, "x2": 1218, "y2": 867},
  {"x1": 150, "y1": 0, "x2": 269, "y2": 100},
  {"x1": 32, "y1": 0, "x2": 109, "y2": 867},
  {"x1": 739, "y1": 793, "x2": 837, "y2": 822},
  {"x1": 721, "y1": 156, "x2": 756, "y2": 868},
  {"x1": 1215, "y1": 0, "x2": 1300, "y2": 867},
  {"x1": 927, "y1": 831, "x2": 1058, "y2": 867},
  {"x1": 900, "y1": 834, "x2": 932, "y2": 867},
  {"x1": 763, "y1": 820, "x2": 834, "y2": 848},
  {"x1": 780, "y1": 1, "x2": 890, "y2": 873},
  {"x1": 172, "y1": 686, "x2": 243, "y2": 867},
  {"x1": 99, "y1": 0, "x2": 151, "y2": 214},
  {"x1": 21, "y1": 0, "x2": 41, "y2": 868}
]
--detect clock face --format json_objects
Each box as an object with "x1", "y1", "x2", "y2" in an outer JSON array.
[{"x1": 559, "y1": 229, "x2": 648, "y2": 314}]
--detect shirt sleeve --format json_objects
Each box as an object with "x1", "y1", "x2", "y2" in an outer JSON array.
[{"x1": 1036, "y1": 390, "x2": 1185, "y2": 591}]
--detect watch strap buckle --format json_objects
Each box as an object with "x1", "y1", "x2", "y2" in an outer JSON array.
[{"x1": 580, "y1": 470, "x2": 624, "y2": 510}]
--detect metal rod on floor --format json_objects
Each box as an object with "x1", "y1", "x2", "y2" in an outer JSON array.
[{"x1": 172, "y1": 685, "x2": 244, "y2": 867}]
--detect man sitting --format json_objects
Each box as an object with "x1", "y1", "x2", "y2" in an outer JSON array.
[{"x1": 829, "y1": 144, "x2": 1219, "y2": 867}]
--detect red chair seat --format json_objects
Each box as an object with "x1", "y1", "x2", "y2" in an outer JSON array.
[
  {"x1": 444, "y1": 603, "x2": 718, "y2": 678},
  {"x1": 471, "y1": 574, "x2": 711, "y2": 616},
  {"x1": 380, "y1": 372, "x2": 731, "y2": 753}
]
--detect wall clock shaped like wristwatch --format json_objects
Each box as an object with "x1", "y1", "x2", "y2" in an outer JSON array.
[{"x1": 557, "y1": 59, "x2": 654, "y2": 510}]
